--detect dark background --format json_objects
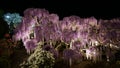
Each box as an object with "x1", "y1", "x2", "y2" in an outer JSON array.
[
  {"x1": 0, "y1": 0, "x2": 120, "y2": 20},
  {"x1": 0, "y1": 0, "x2": 119, "y2": 39},
  {"x1": 0, "y1": 0, "x2": 119, "y2": 38}
]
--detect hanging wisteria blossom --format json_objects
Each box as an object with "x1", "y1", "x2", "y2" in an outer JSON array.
[{"x1": 13, "y1": 8, "x2": 120, "y2": 63}]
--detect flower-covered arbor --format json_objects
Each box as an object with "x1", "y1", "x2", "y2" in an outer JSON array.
[{"x1": 11, "y1": 8, "x2": 120, "y2": 67}]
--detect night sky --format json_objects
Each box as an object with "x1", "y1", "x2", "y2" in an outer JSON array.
[
  {"x1": 0, "y1": 0, "x2": 120, "y2": 20},
  {"x1": 2, "y1": 0, "x2": 119, "y2": 39}
]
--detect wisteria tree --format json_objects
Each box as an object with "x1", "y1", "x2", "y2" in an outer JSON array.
[{"x1": 13, "y1": 8, "x2": 120, "y2": 67}]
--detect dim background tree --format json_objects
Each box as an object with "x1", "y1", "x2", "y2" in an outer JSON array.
[{"x1": 0, "y1": 20, "x2": 9, "y2": 39}]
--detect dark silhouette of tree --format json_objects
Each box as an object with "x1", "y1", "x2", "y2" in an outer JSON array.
[{"x1": 0, "y1": 18, "x2": 9, "y2": 39}]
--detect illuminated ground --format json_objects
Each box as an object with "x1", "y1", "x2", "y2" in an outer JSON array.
[{"x1": 9, "y1": 46, "x2": 120, "y2": 68}]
